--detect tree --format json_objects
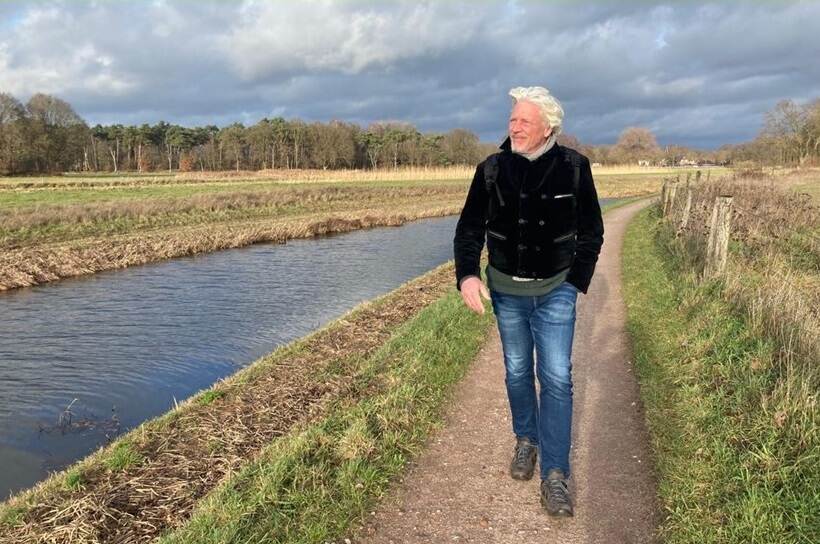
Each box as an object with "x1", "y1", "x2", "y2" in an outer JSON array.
[
  {"x1": 441, "y1": 128, "x2": 481, "y2": 165},
  {"x1": 219, "y1": 123, "x2": 246, "y2": 171},
  {"x1": 26, "y1": 93, "x2": 88, "y2": 172},
  {"x1": 762, "y1": 99, "x2": 807, "y2": 164},
  {"x1": 0, "y1": 93, "x2": 27, "y2": 174},
  {"x1": 613, "y1": 127, "x2": 660, "y2": 164}
]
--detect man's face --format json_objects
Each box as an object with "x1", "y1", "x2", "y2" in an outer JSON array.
[{"x1": 509, "y1": 100, "x2": 552, "y2": 154}]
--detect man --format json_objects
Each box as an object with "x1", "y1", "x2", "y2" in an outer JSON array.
[{"x1": 453, "y1": 86, "x2": 604, "y2": 517}]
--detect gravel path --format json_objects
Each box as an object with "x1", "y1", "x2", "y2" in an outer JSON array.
[{"x1": 351, "y1": 198, "x2": 660, "y2": 544}]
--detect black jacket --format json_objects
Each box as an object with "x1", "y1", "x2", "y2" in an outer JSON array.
[{"x1": 453, "y1": 138, "x2": 604, "y2": 294}]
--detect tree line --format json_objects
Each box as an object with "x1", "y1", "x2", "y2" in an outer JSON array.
[
  {"x1": 1, "y1": 92, "x2": 818, "y2": 175},
  {"x1": 0, "y1": 92, "x2": 494, "y2": 175}
]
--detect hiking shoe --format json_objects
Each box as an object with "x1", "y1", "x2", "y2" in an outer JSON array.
[
  {"x1": 509, "y1": 437, "x2": 538, "y2": 480},
  {"x1": 541, "y1": 468, "x2": 574, "y2": 517}
]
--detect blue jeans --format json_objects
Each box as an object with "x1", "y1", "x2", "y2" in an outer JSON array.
[{"x1": 489, "y1": 281, "x2": 578, "y2": 480}]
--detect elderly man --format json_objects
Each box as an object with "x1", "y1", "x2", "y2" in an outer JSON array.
[{"x1": 453, "y1": 86, "x2": 604, "y2": 517}]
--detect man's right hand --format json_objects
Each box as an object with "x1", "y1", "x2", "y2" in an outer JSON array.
[{"x1": 459, "y1": 276, "x2": 491, "y2": 315}]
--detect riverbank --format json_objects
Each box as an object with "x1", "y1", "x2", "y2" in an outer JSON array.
[
  {"x1": 622, "y1": 202, "x2": 819, "y2": 542},
  {"x1": 0, "y1": 261, "x2": 494, "y2": 543}
]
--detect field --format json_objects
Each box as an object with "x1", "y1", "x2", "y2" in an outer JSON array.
[{"x1": 0, "y1": 165, "x2": 682, "y2": 291}]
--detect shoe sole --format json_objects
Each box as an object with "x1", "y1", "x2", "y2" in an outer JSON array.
[
  {"x1": 540, "y1": 496, "x2": 574, "y2": 517},
  {"x1": 510, "y1": 471, "x2": 535, "y2": 481}
]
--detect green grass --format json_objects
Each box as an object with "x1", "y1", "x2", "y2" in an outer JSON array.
[
  {"x1": 622, "y1": 206, "x2": 819, "y2": 544},
  {"x1": 103, "y1": 442, "x2": 145, "y2": 472},
  {"x1": 157, "y1": 284, "x2": 494, "y2": 544},
  {"x1": 63, "y1": 469, "x2": 85, "y2": 491},
  {"x1": 197, "y1": 390, "x2": 226, "y2": 406}
]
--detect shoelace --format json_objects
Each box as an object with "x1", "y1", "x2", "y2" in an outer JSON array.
[
  {"x1": 546, "y1": 478, "x2": 570, "y2": 505},
  {"x1": 514, "y1": 442, "x2": 536, "y2": 464}
]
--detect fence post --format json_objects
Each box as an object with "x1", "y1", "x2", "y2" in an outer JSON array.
[
  {"x1": 677, "y1": 188, "x2": 693, "y2": 236},
  {"x1": 666, "y1": 183, "x2": 678, "y2": 216},
  {"x1": 704, "y1": 195, "x2": 733, "y2": 278},
  {"x1": 661, "y1": 180, "x2": 669, "y2": 215}
]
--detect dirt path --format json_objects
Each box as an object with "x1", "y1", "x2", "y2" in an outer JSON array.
[{"x1": 352, "y1": 198, "x2": 660, "y2": 544}]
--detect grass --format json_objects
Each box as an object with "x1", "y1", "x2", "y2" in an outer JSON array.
[
  {"x1": 622, "y1": 205, "x2": 819, "y2": 543},
  {"x1": 157, "y1": 287, "x2": 493, "y2": 544},
  {"x1": 103, "y1": 442, "x2": 145, "y2": 472}
]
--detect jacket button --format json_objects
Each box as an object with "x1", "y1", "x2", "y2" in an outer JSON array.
[
  {"x1": 518, "y1": 218, "x2": 526, "y2": 224},
  {"x1": 520, "y1": 193, "x2": 528, "y2": 198},
  {"x1": 541, "y1": 194, "x2": 547, "y2": 199},
  {"x1": 518, "y1": 244, "x2": 526, "y2": 250},
  {"x1": 538, "y1": 220, "x2": 545, "y2": 226}
]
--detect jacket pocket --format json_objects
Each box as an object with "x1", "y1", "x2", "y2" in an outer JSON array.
[
  {"x1": 487, "y1": 229, "x2": 508, "y2": 241},
  {"x1": 553, "y1": 231, "x2": 577, "y2": 243}
]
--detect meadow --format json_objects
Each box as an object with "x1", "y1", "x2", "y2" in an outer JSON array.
[{"x1": 0, "y1": 164, "x2": 681, "y2": 291}]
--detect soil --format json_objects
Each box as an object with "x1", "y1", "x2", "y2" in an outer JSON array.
[{"x1": 352, "y1": 198, "x2": 661, "y2": 544}]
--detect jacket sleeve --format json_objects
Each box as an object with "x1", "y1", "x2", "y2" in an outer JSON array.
[
  {"x1": 565, "y1": 156, "x2": 604, "y2": 294},
  {"x1": 453, "y1": 163, "x2": 488, "y2": 290}
]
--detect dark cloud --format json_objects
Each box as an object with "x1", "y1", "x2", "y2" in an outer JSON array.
[{"x1": 1, "y1": 1, "x2": 817, "y2": 149}]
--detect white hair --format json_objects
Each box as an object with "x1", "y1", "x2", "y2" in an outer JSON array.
[{"x1": 509, "y1": 86, "x2": 564, "y2": 135}]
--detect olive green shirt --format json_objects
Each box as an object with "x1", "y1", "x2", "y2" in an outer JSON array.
[{"x1": 485, "y1": 263, "x2": 570, "y2": 296}]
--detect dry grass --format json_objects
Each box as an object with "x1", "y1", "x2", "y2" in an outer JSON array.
[
  {"x1": 660, "y1": 172, "x2": 820, "y2": 449},
  {"x1": 0, "y1": 185, "x2": 465, "y2": 243},
  {"x1": 0, "y1": 167, "x2": 473, "y2": 191},
  {"x1": 666, "y1": 175, "x2": 819, "y2": 357},
  {"x1": 0, "y1": 202, "x2": 462, "y2": 291},
  {"x1": 0, "y1": 263, "x2": 456, "y2": 543},
  {"x1": 177, "y1": 165, "x2": 475, "y2": 183}
]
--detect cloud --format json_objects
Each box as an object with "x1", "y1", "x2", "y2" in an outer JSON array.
[{"x1": 0, "y1": 0, "x2": 817, "y2": 148}]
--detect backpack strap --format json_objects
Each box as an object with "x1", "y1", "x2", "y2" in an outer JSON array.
[
  {"x1": 484, "y1": 153, "x2": 504, "y2": 207},
  {"x1": 561, "y1": 146, "x2": 582, "y2": 195},
  {"x1": 563, "y1": 147, "x2": 582, "y2": 223}
]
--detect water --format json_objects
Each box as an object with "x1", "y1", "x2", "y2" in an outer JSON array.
[{"x1": 0, "y1": 199, "x2": 615, "y2": 499}]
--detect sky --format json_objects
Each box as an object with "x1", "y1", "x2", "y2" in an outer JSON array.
[{"x1": 1, "y1": 1, "x2": 818, "y2": 149}]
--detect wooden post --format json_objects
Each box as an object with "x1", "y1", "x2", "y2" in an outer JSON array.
[
  {"x1": 677, "y1": 188, "x2": 693, "y2": 236},
  {"x1": 667, "y1": 182, "x2": 678, "y2": 217},
  {"x1": 661, "y1": 180, "x2": 669, "y2": 215},
  {"x1": 706, "y1": 170, "x2": 711, "y2": 182},
  {"x1": 695, "y1": 170, "x2": 702, "y2": 183},
  {"x1": 704, "y1": 196, "x2": 733, "y2": 278}
]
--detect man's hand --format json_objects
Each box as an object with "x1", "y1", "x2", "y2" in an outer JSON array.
[{"x1": 459, "y1": 276, "x2": 491, "y2": 315}]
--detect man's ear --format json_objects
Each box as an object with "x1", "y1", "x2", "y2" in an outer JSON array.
[{"x1": 544, "y1": 126, "x2": 553, "y2": 139}]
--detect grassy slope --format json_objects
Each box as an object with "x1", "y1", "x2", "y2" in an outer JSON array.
[
  {"x1": 622, "y1": 206, "x2": 819, "y2": 544},
  {"x1": 158, "y1": 289, "x2": 493, "y2": 544}
]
